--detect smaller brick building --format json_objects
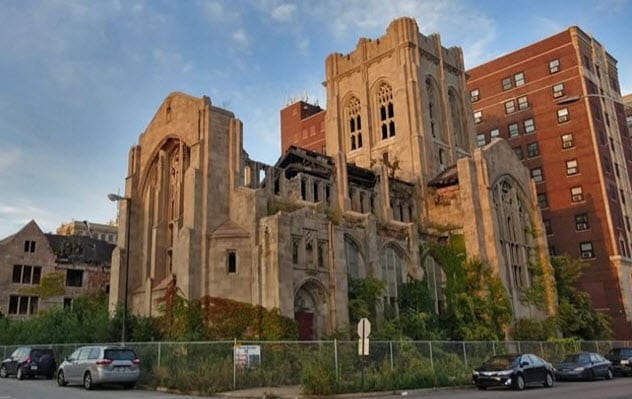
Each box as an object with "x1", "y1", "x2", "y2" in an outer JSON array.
[{"x1": 0, "y1": 220, "x2": 113, "y2": 317}]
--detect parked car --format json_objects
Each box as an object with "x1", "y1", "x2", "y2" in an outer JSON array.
[
  {"x1": 606, "y1": 347, "x2": 632, "y2": 376},
  {"x1": 0, "y1": 347, "x2": 57, "y2": 380},
  {"x1": 472, "y1": 353, "x2": 555, "y2": 390},
  {"x1": 56, "y1": 346, "x2": 140, "y2": 390},
  {"x1": 554, "y1": 352, "x2": 613, "y2": 381}
]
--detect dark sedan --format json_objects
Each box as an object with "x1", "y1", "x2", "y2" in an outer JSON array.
[
  {"x1": 555, "y1": 352, "x2": 613, "y2": 381},
  {"x1": 606, "y1": 347, "x2": 632, "y2": 376},
  {"x1": 0, "y1": 347, "x2": 57, "y2": 379},
  {"x1": 472, "y1": 353, "x2": 555, "y2": 390}
]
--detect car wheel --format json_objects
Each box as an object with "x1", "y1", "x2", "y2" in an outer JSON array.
[
  {"x1": 606, "y1": 368, "x2": 614, "y2": 380},
  {"x1": 0, "y1": 365, "x2": 7, "y2": 378},
  {"x1": 544, "y1": 372, "x2": 554, "y2": 388},
  {"x1": 16, "y1": 367, "x2": 24, "y2": 380},
  {"x1": 57, "y1": 370, "x2": 67, "y2": 387},
  {"x1": 122, "y1": 382, "x2": 136, "y2": 389},
  {"x1": 83, "y1": 372, "x2": 93, "y2": 390},
  {"x1": 512, "y1": 374, "x2": 525, "y2": 390}
]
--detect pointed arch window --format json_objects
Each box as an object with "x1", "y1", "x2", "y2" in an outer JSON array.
[
  {"x1": 346, "y1": 97, "x2": 363, "y2": 151},
  {"x1": 378, "y1": 84, "x2": 395, "y2": 139},
  {"x1": 382, "y1": 245, "x2": 404, "y2": 316}
]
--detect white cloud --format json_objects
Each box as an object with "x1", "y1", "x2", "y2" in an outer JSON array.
[
  {"x1": 271, "y1": 3, "x2": 297, "y2": 22},
  {"x1": 232, "y1": 28, "x2": 249, "y2": 47}
]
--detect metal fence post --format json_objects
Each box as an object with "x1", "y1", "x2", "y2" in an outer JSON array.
[
  {"x1": 492, "y1": 341, "x2": 496, "y2": 356},
  {"x1": 462, "y1": 341, "x2": 468, "y2": 369},
  {"x1": 334, "y1": 339, "x2": 339, "y2": 382},
  {"x1": 429, "y1": 341, "x2": 434, "y2": 372},
  {"x1": 233, "y1": 338, "x2": 237, "y2": 390},
  {"x1": 389, "y1": 341, "x2": 394, "y2": 371},
  {"x1": 157, "y1": 341, "x2": 161, "y2": 369}
]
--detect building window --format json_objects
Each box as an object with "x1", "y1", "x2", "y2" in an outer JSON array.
[
  {"x1": 544, "y1": 219, "x2": 552, "y2": 235},
  {"x1": 347, "y1": 97, "x2": 363, "y2": 150},
  {"x1": 575, "y1": 214, "x2": 589, "y2": 230},
  {"x1": 553, "y1": 83, "x2": 565, "y2": 98},
  {"x1": 474, "y1": 110, "x2": 482, "y2": 124},
  {"x1": 517, "y1": 96, "x2": 529, "y2": 110},
  {"x1": 557, "y1": 108, "x2": 570, "y2": 123},
  {"x1": 65, "y1": 269, "x2": 84, "y2": 287},
  {"x1": 317, "y1": 242, "x2": 327, "y2": 268},
  {"x1": 12, "y1": 265, "x2": 41, "y2": 285},
  {"x1": 571, "y1": 186, "x2": 584, "y2": 203},
  {"x1": 561, "y1": 133, "x2": 574, "y2": 149},
  {"x1": 621, "y1": 189, "x2": 627, "y2": 204},
  {"x1": 227, "y1": 250, "x2": 237, "y2": 274},
  {"x1": 531, "y1": 167, "x2": 544, "y2": 183},
  {"x1": 549, "y1": 59, "x2": 560, "y2": 73},
  {"x1": 23, "y1": 240, "x2": 36, "y2": 253},
  {"x1": 490, "y1": 128, "x2": 500, "y2": 138},
  {"x1": 64, "y1": 297, "x2": 73, "y2": 309},
  {"x1": 527, "y1": 142, "x2": 539, "y2": 158},
  {"x1": 470, "y1": 88, "x2": 480, "y2": 102},
  {"x1": 514, "y1": 72, "x2": 525, "y2": 87},
  {"x1": 505, "y1": 100, "x2": 516, "y2": 114},
  {"x1": 292, "y1": 238, "x2": 300, "y2": 264},
  {"x1": 378, "y1": 83, "x2": 395, "y2": 139},
  {"x1": 537, "y1": 193, "x2": 549, "y2": 208},
  {"x1": 615, "y1": 163, "x2": 621, "y2": 178},
  {"x1": 502, "y1": 77, "x2": 512, "y2": 91},
  {"x1": 523, "y1": 118, "x2": 535, "y2": 134},
  {"x1": 566, "y1": 159, "x2": 579, "y2": 175},
  {"x1": 8, "y1": 295, "x2": 39, "y2": 315},
  {"x1": 580, "y1": 241, "x2": 594, "y2": 259},
  {"x1": 508, "y1": 123, "x2": 519, "y2": 137},
  {"x1": 513, "y1": 146, "x2": 524, "y2": 160},
  {"x1": 476, "y1": 134, "x2": 486, "y2": 147}
]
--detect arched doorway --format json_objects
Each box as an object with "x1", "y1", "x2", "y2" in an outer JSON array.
[{"x1": 294, "y1": 279, "x2": 329, "y2": 340}]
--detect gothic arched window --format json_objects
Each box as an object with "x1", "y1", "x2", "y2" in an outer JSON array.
[
  {"x1": 346, "y1": 97, "x2": 363, "y2": 151},
  {"x1": 377, "y1": 84, "x2": 395, "y2": 139}
]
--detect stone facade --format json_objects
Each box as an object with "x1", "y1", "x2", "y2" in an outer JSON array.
[
  {"x1": 109, "y1": 17, "x2": 555, "y2": 338},
  {"x1": 0, "y1": 220, "x2": 113, "y2": 317}
]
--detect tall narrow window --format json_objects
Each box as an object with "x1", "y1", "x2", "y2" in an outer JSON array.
[
  {"x1": 470, "y1": 88, "x2": 480, "y2": 102},
  {"x1": 378, "y1": 84, "x2": 395, "y2": 139},
  {"x1": 549, "y1": 59, "x2": 560, "y2": 73},
  {"x1": 227, "y1": 250, "x2": 237, "y2": 274},
  {"x1": 502, "y1": 77, "x2": 512, "y2": 91},
  {"x1": 553, "y1": 83, "x2": 565, "y2": 98},
  {"x1": 346, "y1": 97, "x2": 362, "y2": 150},
  {"x1": 517, "y1": 96, "x2": 529, "y2": 110},
  {"x1": 474, "y1": 111, "x2": 482, "y2": 124},
  {"x1": 508, "y1": 123, "x2": 519, "y2": 137},
  {"x1": 561, "y1": 133, "x2": 574, "y2": 149}
]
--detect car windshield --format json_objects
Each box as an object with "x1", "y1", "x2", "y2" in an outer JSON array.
[
  {"x1": 610, "y1": 348, "x2": 632, "y2": 357},
  {"x1": 104, "y1": 349, "x2": 136, "y2": 361},
  {"x1": 30, "y1": 349, "x2": 53, "y2": 359},
  {"x1": 483, "y1": 355, "x2": 519, "y2": 369},
  {"x1": 562, "y1": 354, "x2": 590, "y2": 364}
]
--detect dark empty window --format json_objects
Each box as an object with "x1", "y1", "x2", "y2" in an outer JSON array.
[
  {"x1": 66, "y1": 269, "x2": 84, "y2": 287},
  {"x1": 24, "y1": 240, "x2": 36, "y2": 253},
  {"x1": 12, "y1": 265, "x2": 22, "y2": 283},
  {"x1": 227, "y1": 251, "x2": 237, "y2": 274}
]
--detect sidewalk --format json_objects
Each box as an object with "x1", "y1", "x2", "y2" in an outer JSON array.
[{"x1": 214, "y1": 385, "x2": 471, "y2": 399}]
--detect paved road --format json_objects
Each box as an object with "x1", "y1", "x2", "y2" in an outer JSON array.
[
  {"x1": 3, "y1": 376, "x2": 632, "y2": 399},
  {"x1": 0, "y1": 376, "x2": 202, "y2": 399}
]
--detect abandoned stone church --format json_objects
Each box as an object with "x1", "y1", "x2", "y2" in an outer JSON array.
[{"x1": 109, "y1": 17, "x2": 556, "y2": 339}]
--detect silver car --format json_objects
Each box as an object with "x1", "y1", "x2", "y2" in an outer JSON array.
[{"x1": 56, "y1": 346, "x2": 140, "y2": 390}]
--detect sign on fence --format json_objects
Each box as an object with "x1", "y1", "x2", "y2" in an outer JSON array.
[{"x1": 234, "y1": 344, "x2": 261, "y2": 368}]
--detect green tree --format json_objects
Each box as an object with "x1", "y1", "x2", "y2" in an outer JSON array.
[
  {"x1": 551, "y1": 255, "x2": 612, "y2": 340},
  {"x1": 430, "y1": 235, "x2": 512, "y2": 340}
]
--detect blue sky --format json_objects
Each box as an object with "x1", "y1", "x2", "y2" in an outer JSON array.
[{"x1": 1, "y1": 0, "x2": 630, "y2": 239}]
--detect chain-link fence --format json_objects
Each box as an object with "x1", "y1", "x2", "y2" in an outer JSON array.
[{"x1": 2, "y1": 340, "x2": 631, "y2": 394}]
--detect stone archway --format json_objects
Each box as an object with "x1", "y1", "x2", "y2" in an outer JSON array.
[{"x1": 294, "y1": 279, "x2": 330, "y2": 340}]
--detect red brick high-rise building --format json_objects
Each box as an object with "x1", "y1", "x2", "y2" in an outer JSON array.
[
  {"x1": 280, "y1": 100, "x2": 326, "y2": 154},
  {"x1": 467, "y1": 27, "x2": 632, "y2": 338}
]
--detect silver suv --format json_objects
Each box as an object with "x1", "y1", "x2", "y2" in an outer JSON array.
[{"x1": 56, "y1": 346, "x2": 140, "y2": 390}]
